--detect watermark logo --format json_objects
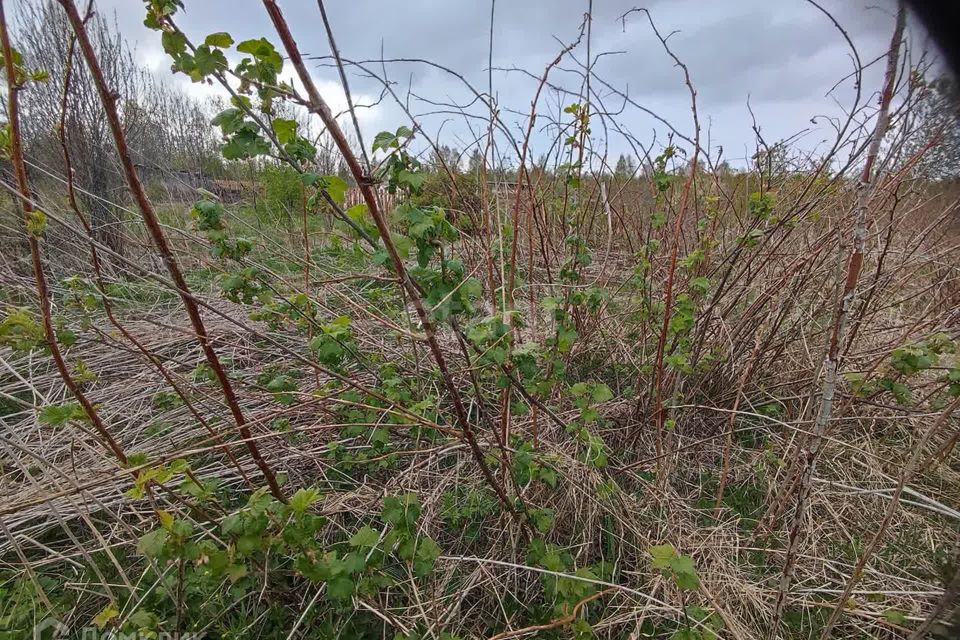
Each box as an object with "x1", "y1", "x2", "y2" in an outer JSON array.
[
  {"x1": 34, "y1": 617, "x2": 69, "y2": 639},
  {"x1": 33, "y1": 619, "x2": 203, "y2": 640}
]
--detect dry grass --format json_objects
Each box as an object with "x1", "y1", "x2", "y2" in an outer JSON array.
[{"x1": 1, "y1": 2, "x2": 960, "y2": 638}]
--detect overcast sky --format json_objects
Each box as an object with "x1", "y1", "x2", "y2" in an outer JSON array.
[{"x1": 43, "y1": 0, "x2": 934, "y2": 168}]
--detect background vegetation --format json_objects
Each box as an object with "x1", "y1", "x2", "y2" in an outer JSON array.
[{"x1": 0, "y1": 1, "x2": 958, "y2": 639}]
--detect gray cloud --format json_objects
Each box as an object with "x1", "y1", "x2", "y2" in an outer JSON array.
[{"x1": 60, "y1": 0, "x2": 916, "y2": 164}]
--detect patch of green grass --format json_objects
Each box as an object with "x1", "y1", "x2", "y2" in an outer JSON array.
[
  {"x1": 154, "y1": 203, "x2": 191, "y2": 231},
  {"x1": 879, "y1": 523, "x2": 955, "y2": 583},
  {"x1": 184, "y1": 266, "x2": 220, "y2": 292},
  {"x1": 440, "y1": 486, "x2": 500, "y2": 543},
  {"x1": 105, "y1": 280, "x2": 176, "y2": 305},
  {"x1": 0, "y1": 391, "x2": 29, "y2": 419},
  {"x1": 145, "y1": 421, "x2": 173, "y2": 438},
  {"x1": 151, "y1": 390, "x2": 184, "y2": 412},
  {"x1": 782, "y1": 605, "x2": 828, "y2": 640},
  {"x1": 733, "y1": 424, "x2": 765, "y2": 449},
  {"x1": 827, "y1": 535, "x2": 865, "y2": 564},
  {"x1": 696, "y1": 471, "x2": 766, "y2": 530}
]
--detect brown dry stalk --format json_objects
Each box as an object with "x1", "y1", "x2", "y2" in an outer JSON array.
[
  {"x1": 53, "y1": 0, "x2": 252, "y2": 488},
  {"x1": 316, "y1": 0, "x2": 369, "y2": 172},
  {"x1": 635, "y1": 7, "x2": 702, "y2": 463},
  {"x1": 487, "y1": 588, "x2": 613, "y2": 640},
  {"x1": 0, "y1": 0, "x2": 127, "y2": 466},
  {"x1": 910, "y1": 546, "x2": 960, "y2": 639},
  {"x1": 0, "y1": 516, "x2": 52, "y2": 610},
  {"x1": 769, "y1": 4, "x2": 906, "y2": 632},
  {"x1": 57, "y1": 0, "x2": 285, "y2": 502},
  {"x1": 503, "y1": 26, "x2": 584, "y2": 308},
  {"x1": 261, "y1": 0, "x2": 527, "y2": 532},
  {"x1": 841, "y1": 133, "x2": 943, "y2": 359},
  {"x1": 819, "y1": 395, "x2": 960, "y2": 637},
  {"x1": 498, "y1": 28, "x2": 583, "y2": 445},
  {"x1": 714, "y1": 328, "x2": 763, "y2": 516},
  {"x1": 923, "y1": 425, "x2": 960, "y2": 472},
  {"x1": 160, "y1": 15, "x2": 376, "y2": 248}
]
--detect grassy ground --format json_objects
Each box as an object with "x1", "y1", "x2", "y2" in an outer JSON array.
[{"x1": 1, "y1": 163, "x2": 958, "y2": 639}]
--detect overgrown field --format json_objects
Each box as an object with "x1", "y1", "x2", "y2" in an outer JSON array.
[{"x1": 1, "y1": 1, "x2": 959, "y2": 639}]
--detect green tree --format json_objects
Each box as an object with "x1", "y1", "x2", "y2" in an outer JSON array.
[
  {"x1": 432, "y1": 145, "x2": 460, "y2": 173},
  {"x1": 467, "y1": 148, "x2": 484, "y2": 174},
  {"x1": 614, "y1": 153, "x2": 636, "y2": 177}
]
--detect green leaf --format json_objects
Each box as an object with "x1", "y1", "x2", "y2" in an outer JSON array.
[
  {"x1": 342, "y1": 551, "x2": 367, "y2": 574},
  {"x1": 530, "y1": 508, "x2": 555, "y2": 534},
  {"x1": 349, "y1": 525, "x2": 380, "y2": 548},
  {"x1": 127, "y1": 452, "x2": 149, "y2": 467},
  {"x1": 749, "y1": 191, "x2": 775, "y2": 219},
  {"x1": 310, "y1": 335, "x2": 343, "y2": 365},
  {"x1": 236, "y1": 534, "x2": 260, "y2": 555},
  {"x1": 591, "y1": 383, "x2": 613, "y2": 404},
  {"x1": 157, "y1": 510, "x2": 174, "y2": 530},
  {"x1": 398, "y1": 170, "x2": 426, "y2": 192},
  {"x1": 192, "y1": 45, "x2": 227, "y2": 78},
  {"x1": 372, "y1": 130, "x2": 397, "y2": 151},
  {"x1": 346, "y1": 203, "x2": 368, "y2": 223},
  {"x1": 284, "y1": 137, "x2": 316, "y2": 162},
  {"x1": 204, "y1": 32, "x2": 234, "y2": 48},
  {"x1": 669, "y1": 555, "x2": 700, "y2": 590},
  {"x1": 413, "y1": 536, "x2": 442, "y2": 576},
  {"x1": 128, "y1": 609, "x2": 158, "y2": 630},
  {"x1": 537, "y1": 466, "x2": 557, "y2": 488},
  {"x1": 226, "y1": 563, "x2": 248, "y2": 583},
  {"x1": 300, "y1": 172, "x2": 320, "y2": 187},
  {"x1": 649, "y1": 543, "x2": 676, "y2": 570},
  {"x1": 690, "y1": 276, "x2": 711, "y2": 295},
  {"x1": 220, "y1": 128, "x2": 271, "y2": 160},
  {"x1": 740, "y1": 228, "x2": 764, "y2": 248},
  {"x1": 679, "y1": 250, "x2": 704, "y2": 270},
  {"x1": 392, "y1": 233, "x2": 412, "y2": 258},
  {"x1": 327, "y1": 575, "x2": 354, "y2": 601},
  {"x1": 461, "y1": 277, "x2": 482, "y2": 300},
  {"x1": 169, "y1": 519, "x2": 193, "y2": 539},
  {"x1": 161, "y1": 30, "x2": 187, "y2": 56},
  {"x1": 382, "y1": 493, "x2": 421, "y2": 529},
  {"x1": 674, "y1": 570, "x2": 700, "y2": 590},
  {"x1": 191, "y1": 199, "x2": 224, "y2": 231},
  {"x1": 38, "y1": 402, "x2": 84, "y2": 427},
  {"x1": 669, "y1": 554, "x2": 695, "y2": 574},
  {"x1": 236, "y1": 37, "x2": 283, "y2": 70},
  {"x1": 570, "y1": 382, "x2": 590, "y2": 397},
  {"x1": 289, "y1": 487, "x2": 321, "y2": 515},
  {"x1": 211, "y1": 107, "x2": 244, "y2": 134},
  {"x1": 322, "y1": 175, "x2": 349, "y2": 204},
  {"x1": 92, "y1": 603, "x2": 119, "y2": 630},
  {"x1": 137, "y1": 529, "x2": 169, "y2": 558},
  {"x1": 271, "y1": 117, "x2": 298, "y2": 145},
  {"x1": 890, "y1": 346, "x2": 935, "y2": 376},
  {"x1": 882, "y1": 608, "x2": 907, "y2": 625}
]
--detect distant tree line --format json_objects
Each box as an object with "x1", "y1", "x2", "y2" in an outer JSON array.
[
  {"x1": 3, "y1": 0, "x2": 352, "y2": 257},
  {"x1": 5, "y1": 0, "x2": 957, "y2": 263}
]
